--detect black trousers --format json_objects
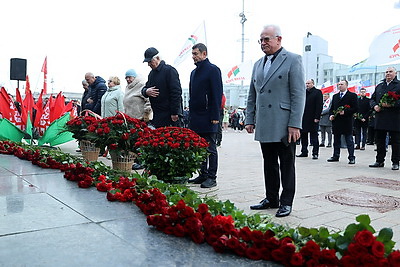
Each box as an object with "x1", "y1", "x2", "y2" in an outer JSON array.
[
  {"x1": 199, "y1": 132, "x2": 218, "y2": 180},
  {"x1": 300, "y1": 131, "x2": 319, "y2": 156},
  {"x1": 260, "y1": 142, "x2": 296, "y2": 206},
  {"x1": 375, "y1": 130, "x2": 400, "y2": 164}
]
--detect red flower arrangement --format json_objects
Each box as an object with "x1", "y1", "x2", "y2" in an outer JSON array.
[
  {"x1": 333, "y1": 104, "x2": 351, "y2": 118},
  {"x1": 65, "y1": 115, "x2": 99, "y2": 141},
  {"x1": 379, "y1": 91, "x2": 400, "y2": 108},
  {"x1": 85, "y1": 112, "x2": 150, "y2": 154},
  {"x1": 135, "y1": 127, "x2": 209, "y2": 183}
]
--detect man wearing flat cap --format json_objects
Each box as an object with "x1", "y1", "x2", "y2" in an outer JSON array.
[{"x1": 141, "y1": 47, "x2": 183, "y2": 128}]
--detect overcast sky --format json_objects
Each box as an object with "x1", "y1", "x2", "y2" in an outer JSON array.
[{"x1": 1, "y1": 0, "x2": 399, "y2": 95}]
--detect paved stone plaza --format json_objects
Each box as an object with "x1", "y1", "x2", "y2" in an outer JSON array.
[{"x1": 1, "y1": 129, "x2": 399, "y2": 266}]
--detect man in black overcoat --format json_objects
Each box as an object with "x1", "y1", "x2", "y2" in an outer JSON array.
[
  {"x1": 297, "y1": 79, "x2": 323, "y2": 159},
  {"x1": 327, "y1": 80, "x2": 358, "y2": 164},
  {"x1": 354, "y1": 88, "x2": 371, "y2": 150},
  {"x1": 369, "y1": 67, "x2": 400, "y2": 170}
]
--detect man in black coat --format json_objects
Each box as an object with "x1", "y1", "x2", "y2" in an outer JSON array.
[
  {"x1": 297, "y1": 79, "x2": 323, "y2": 159},
  {"x1": 327, "y1": 80, "x2": 358, "y2": 164},
  {"x1": 84, "y1": 72, "x2": 107, "y2": 116},
  {"x1": 142, "y1": 47, "x2": 183, "y2": 128},
  {"x1": 80, "y1": 80, "x2": 90, "y2": 114},
  {"x1": 187, "y1": 43, "x2": 223, "y2": 188},
  {"x1": 354, "y1": 88, "x2": 371, "y2": 150},
  {"x1": 369, "y1": 67, "x2": 400, "y2": 170}
]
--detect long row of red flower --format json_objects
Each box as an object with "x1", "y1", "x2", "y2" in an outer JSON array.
[{"x1": 1, "y1": 140, "x2": 400, "y2": 266}]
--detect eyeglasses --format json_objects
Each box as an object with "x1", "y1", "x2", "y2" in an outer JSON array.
[{"x1": 258, "y1": 36, "x2": 279, "y2": 44}]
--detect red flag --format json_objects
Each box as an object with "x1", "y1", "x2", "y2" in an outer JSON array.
[
  {"x1": 0, "y1": 87, "x2": 12, "y2": 119},
  {"x1": 41, "y1": 56, "x2": 48, "y2": 95},
  {"x1": 50, "y1": 92, "x2": 65, "y2": 122},
  {"x1": 15, "y1": 88, "x2": 27, "y2": 126},
  {"x1": 25, "y1": 75, "x2": 30, "y2": 95},
  {"x1": 38, "y1": 98, "x2": 51, "y2": 136},
  {"x1": 23, "y1": 88, "x2": 36, "y2": 122},
  {"x1": 34, "y1": 89, "x2": 44, "y2": 128}
]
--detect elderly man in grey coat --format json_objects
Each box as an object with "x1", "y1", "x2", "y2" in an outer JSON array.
[{"x1": 245, "y1": 24, "x2": 305, "y2": 217}]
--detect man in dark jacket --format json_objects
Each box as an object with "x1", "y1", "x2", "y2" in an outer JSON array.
[
  {"x1": 187, "y1": 43, "x2": 223, "y2": 188},
  {"x1": 327, "y1": 80, "x2": 358, "y2": 164},
  {"x1": 297, "y1": 79, "x2": 323, "y2": 159},
  {"x1": 369, "y1": 67, "x2": 400, "y2": 170},
  {"x1": 84, "y1": 72, "x2": 107, "y2": 116},
  {"x1": 354, "y1": 88, "x2": 371, "y2": 150},
  {"x1": 80, "y1": 80, "x2": 90, "y2": 114},
  {"x1": 141, "y1": 47, "x2": 183, "y2": 128}
]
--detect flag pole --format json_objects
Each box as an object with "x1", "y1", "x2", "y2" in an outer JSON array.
[{"x1": 203, "y1": 20, "x2": 207, "y2": 46}]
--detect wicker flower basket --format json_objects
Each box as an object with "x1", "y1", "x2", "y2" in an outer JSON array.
[
  {"x1": 80, "y1": 140, "x2": 100, "y2": 162},
  {"x1": 110, "y1": 150, "x2": 136, "y2": 171}
]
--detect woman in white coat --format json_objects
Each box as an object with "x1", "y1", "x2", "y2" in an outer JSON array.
[{"x1": 101, "y1": 76, "x2": 124, "y2": 118}]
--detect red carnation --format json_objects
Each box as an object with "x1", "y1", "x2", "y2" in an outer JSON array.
[
  {"x1": 388, "y1": 250, "x2": 400, "y2": 266},
  {"x1": 121, "y1": 133, "x2": 129, "y2": 140},
  {"x1": 290, "y1": 252, "x2": 304, "y2": 266},
  {"x1": 245, "y1": 247, "x2": 262, "y2": 260}
]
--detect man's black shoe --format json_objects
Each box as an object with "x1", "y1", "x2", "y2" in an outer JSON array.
[
  {"x1": 200, "y1": 178, "x2": 217, "y2": 188},
  {"x1": 296, "y1": 154, "x2": 308, "y2": 157},
  {"x1": 392, "y1": 164, "x2": 399, "y2": 170},
  {"x1": 312, "y1": 155, "x2": 318, "y2": 160},
  {"x1": 319, "y1": 144, "x2": 325, "y2": 147},
  {"x1": 369, "y1": 162, "x2": 384, "y2": 168},
  {"x1": 327, "y1": 157, "x2": 339, "y2": 162},
  {"x1": 250, "y1": 199, "x2": 279, "y2": 210},
  {"x1": 76, "y1": 149, "x2": 81, "y2": 152},
  {"x1": 188, "y1": 176, "x2": 207, "y2": 184},
  {"x1": 275, "y1": 205, "x2": 292, "y2": 217},
  {"x1": 132, "y1": 163, "x2": 144, "y2": 170},
  {"x1": 348, "y1": 159, "x2": 355, "y2": 164}
]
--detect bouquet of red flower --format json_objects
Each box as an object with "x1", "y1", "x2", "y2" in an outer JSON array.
[
  {"x1": 65, "y1": 115, "x2": 99, "y2": 141},
  {"x1": 333, "y1": 105, "x2": 351, "y2": 118},
  {"x1": 379, "y1": 91, "x2": 400, "y2": 108},
  {"x1": 85, "y1": 112, "x2": 150, "y2": 154},
  {"x1": 135, "y1": 127, "x2": 209, "y2": 183}
]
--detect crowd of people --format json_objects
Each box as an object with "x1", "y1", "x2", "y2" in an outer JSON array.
[{"x1": 72, "y1": 24, "x2": 400, "y2": 219}]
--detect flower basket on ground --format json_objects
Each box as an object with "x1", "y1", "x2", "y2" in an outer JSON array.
[
  {"x1": 85, "y1": 112, "x2": 150, "y2": 171},
  {"x1": 135, "y1": 127, "x2": 209, "y2": 183},
  {"x1": 65, "y1": 115, "x2": 100, "y2": 161}
]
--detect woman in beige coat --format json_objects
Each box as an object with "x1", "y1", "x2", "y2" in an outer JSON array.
[{"x1": 123, "y1": 69, "x2": 152, "y2": 122}]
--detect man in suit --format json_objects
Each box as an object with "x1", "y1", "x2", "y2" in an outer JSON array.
[
  {"x1": 369, "y1": 67, "x2": 400, "y2": 170},
  {"x1": 245, "y1": 24, "x2": 305, "y2": 217},
  {"x1": 354, "y1": 88, "x2": 371, "y2": 150},
  {"x1": 297, "y1": 79, "x2": 323, "y2": 159},
  {"x1": 187, "y1": 43, "x2": 223, "y2": 188},
  {"x1": 327, "y1": 80, "x2": 358, "y2": 164}
]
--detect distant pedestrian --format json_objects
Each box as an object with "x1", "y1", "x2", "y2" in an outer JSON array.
[
  {"x1": 80, "y1": 80, "x2": 90, "y2": 114},
  {"x1": 297, "y1": 79, "x2": 323, "y2": 159},
  {"x1": 187, "y1": 43, "x2": 223, "y2": 189},
  {"x1": 327, "y1": 80, "x2": 358, "y2": 164},
  {"x1": 142, "y1": 47, "x2": 183, "y2": 128},
  {"x1": 319, "y1": 93, "x2": 332, "y2": 147},
  {"x1": 354, "y1": 88, "x2": 371, "y2": 150}
]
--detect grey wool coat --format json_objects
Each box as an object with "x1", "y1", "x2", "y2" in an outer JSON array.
[{"x1": 245, "y1": 48, "x2": 306, "y2": 143}]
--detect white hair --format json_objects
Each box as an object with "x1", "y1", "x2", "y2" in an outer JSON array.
[{"x1": 263, "y1": 24, "x2": 282, "y2": 36}]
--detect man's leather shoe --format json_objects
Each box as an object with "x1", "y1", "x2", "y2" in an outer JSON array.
[
  {"x1": 76, "y1": 149, "x2": 81, "y2": 152},
  {"x1": 312, "y1": 155, "x2": 318, "y2": 160},
  {"x1": 250, "y1": 199, "x2": 279, "y2": 210},
  {"x1": 355, "y1": 145, "x2": 360, "y2": 150},
  {"x1": 327, "y1": 157, "x2": 339, "y2": 162},
  {"x1": 276, "y1": 205, "x2": 292, "y2": 217},
  {"x1": 392, "y1": 164, "x2": 399, "y2": 170},
  {"x1": 296, "y1": 154, "x2": 308, "y2": 157},
  {"x1": 369, "y1": 162, "x2": 384, "y2": 168},
  {"x1": 360, "y1": 147, "x2": 365, "y2": 150},
  {"x1": 188, "y1": 176, "x2": 207, "y2": 184},
  {"x1": 348, "y1": 159, "x2": 355, "y2": 164},
  {"x1": 200, "y1": 178, "x2": 217, "y2": 188},
  {"x1": 326, "y1": 145, "x2": 332, "y2": 147},
  {"x1": 319, "y1": 144, "x2": 325, "y2": 147}
]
